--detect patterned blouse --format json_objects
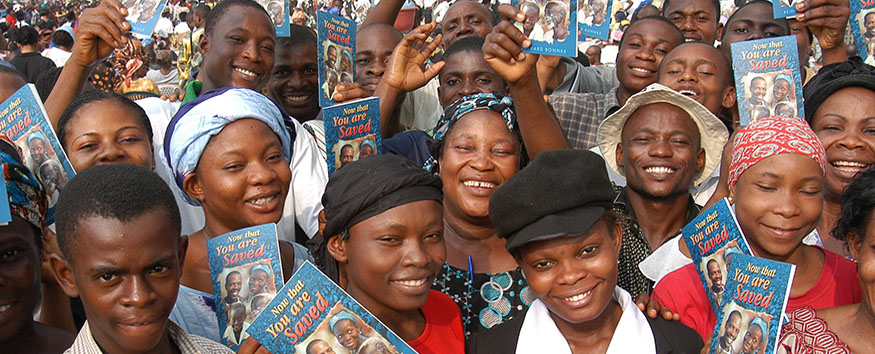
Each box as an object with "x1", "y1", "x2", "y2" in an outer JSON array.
[
  {"x1": 779, "y1": 307, "x2": 851, "y2": 354},
  {"x1": 432, "y1": 263, "x2": 538, "y2": 338}
]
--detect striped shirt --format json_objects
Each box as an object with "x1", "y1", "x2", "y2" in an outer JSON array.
[{"x1": 64, "y1": 320, "x2": 234, "y2": 354}]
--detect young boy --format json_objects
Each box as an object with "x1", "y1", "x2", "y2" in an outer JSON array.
[{"x1": 50, "y1": 163, "x2": 233, "y2": 354}]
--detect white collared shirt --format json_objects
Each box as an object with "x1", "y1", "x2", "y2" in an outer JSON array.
[{"x1": 515, "y1": 286, "x2": 656, "y2": 354}]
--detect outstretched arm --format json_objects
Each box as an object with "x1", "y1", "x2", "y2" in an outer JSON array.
[
  {"x1": 44, "y1": 0, "x2": 129, "y2": 129},
  {"x1": 483, "y1": 4, "x2": 570, "y2": 159},
  {"x1": 796, "y1": 0, "x2": 849, "y2": 66}
]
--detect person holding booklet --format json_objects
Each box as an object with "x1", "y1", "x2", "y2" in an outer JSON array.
[
  {"x1": 162, "y1": 88, "x2": 310, "y2": 342},
  {"x1": 50, "y1": 164, "x2": 232, "y2": 354},
  {"x1": 652, "y1": 116, "x2": 862, "y2": 341},
  {"x1": 777, "y1": 166, "x2": 875, "y2": 353},
  {"x1": 467, "y1": 150, "x2": 702, "y2": 353},
  {"x1": 0, "y1": 135, "x2": 75, "y2": 354},
  {"x1": 313, "y1": 154, "x2": 465, "y2": 353}
]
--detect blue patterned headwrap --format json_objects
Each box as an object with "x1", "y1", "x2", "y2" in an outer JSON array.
[
  {"x1": 329, "y1": 311, "x2": 359, "y2": 332},
  {"x1": 749, "y1": 316, "x2": 767, "y2": 334},
  {"x1": 0, "y1": 136, "x2": 47, "y2": 229},
  {"x1": 250, "y1": 264, "x2": 271, "y2": 276},
  {"x1": 774, "y1": 73, "x2": 792, "y2": 86},
  {"x1": 423, "y1": 93, "x2": 523, "y2": 172},
  {"x1": 161, "y1": 88, "x2": 296, "y2": 206}
]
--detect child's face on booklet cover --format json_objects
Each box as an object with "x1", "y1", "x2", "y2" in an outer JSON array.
[
  {"x1": 731, "y1": 154, "x2": 823, "y2": 260},
  {"x1": 52, "y1": 209, "x2": 186, "y2": 354},
  {"x1": 809, "y1": 87, "x2": 875, "y2": 200},
  {"x1": 0, "y1": 217, "x2": 42, "y2": 343},
  {"x1": 184, "y1": 119, "x2": 291, "y2": 235},
  {"x1": 517, "y1": 218, "x2": 622, "y2": 325},
  {"x1": 200, "y1": 5, "x2": 275, "y2": 92},
  {"x1": 332, "y1": 200, "x2": 445, "y2": 315}
]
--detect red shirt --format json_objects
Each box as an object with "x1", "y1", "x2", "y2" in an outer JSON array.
[
  {"x1": 407, "y1": 290, "x2": 465, "y2": 354},
  {"x1": 652, "y1": 247, "x2": 861, "y2": 340}
]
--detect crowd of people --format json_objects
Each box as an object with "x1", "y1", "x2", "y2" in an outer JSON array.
[{"x1": 0, "y1": 0, "x2": 874, "y2": 353}]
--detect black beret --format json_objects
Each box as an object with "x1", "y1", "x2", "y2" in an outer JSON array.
[
  {"x1": 489, "y1": 150, "x2": 616, "y2": 251},
  {"x1": 803, "y1": 56, "x2": 875, "y2": 123},
  {"x1": 322, "y1": 154, "x2": 443, "y2": 237}
]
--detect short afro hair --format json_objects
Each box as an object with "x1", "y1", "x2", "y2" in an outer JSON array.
[
  {"x1": 662, "y1": 0, "x2": 720, "y2": 18},
  {"x1": 834, "y1": 166, "x2": 875, "y2": 244},
  {"x1": 57, "y1": 90, "x2": 153, "y2": 150},
  {"x1": 619, "y1": 16, "x2": 684, "y2": 49},
  {"x1": 17, "y1": 26, "x2": 39, "y2": 46},
  {"x1": 55, "y1": 163, "x2": 181, "y2": 259},
  {"x1": 721, "y1": 0, "x2": 789, "y2": 41},
  {"x1": 204, "y1": 0, "x2": 273, "y2": 36}
]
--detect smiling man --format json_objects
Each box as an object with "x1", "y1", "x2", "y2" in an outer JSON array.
[
  {"x1": 597, "y1": 84, "x2": 728, "y2": 296},
  {"x1": 268, "y1": 25, "x2": 321, "y2": 122},
  {"x1": 661, "y1": 0, "x2": 719, "y2": 44}
]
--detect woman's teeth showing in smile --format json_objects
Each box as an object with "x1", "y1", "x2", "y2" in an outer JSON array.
[
  {"x1": 831, "y1": 160, "x2": 870, "y2": 174},
  {"x1": 562, "y1": 289, "x2": 593, "y2": 304},
  {"x1": 392, "y1": 278, "x2": 427, "y2": 287},
  {"x1": 463, "y1": 180, "x2": 496, "y2": 189},
  {"x1": 247, "y1": 195, "x2": 277, "y2": 206}
]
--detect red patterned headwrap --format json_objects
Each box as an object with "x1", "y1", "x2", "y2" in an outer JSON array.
[{"x1": 728, "y1": 116, "x2": 827, "y2": 189}]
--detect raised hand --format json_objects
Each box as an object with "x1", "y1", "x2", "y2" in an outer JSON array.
[
  {"x1": 70, "y1": 0, "x2": 131, "y2": 69},
  {"x1": 483, "y1": 4, "x2": 539, "y2": 85},
  {"x1": 332, "y1": 83, "x2": 371, "y2": 103},
  {"x1": 795, "y1": 0, "x2": 850, "y2": 53},
  {"x1": 380, "y1": 22, "x2": 445, "y2": 92}
]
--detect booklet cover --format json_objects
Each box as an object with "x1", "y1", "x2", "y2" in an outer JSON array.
[
  {"x1": 851, "y1": 0, "x2": 875, "y2": 65},
  {"x1": 322, "y1": 97, "x2": 381, "y2": 176},
  {"x1": 207, "y1": 223, "x2": 285, "y2": 351},
  {"x1": 257, "y1": 0, "x2": 290, "y2": 37},
  {"x1": 773, "y1": 0, "x2": 797, "y2": 19},
  {"x1": 0, "y1": 84, "x2": 76, "y2": 225},
  {"x1": 709, "y1": 254, "x2": 795, "y2": 354},
  {"x1": 124, "y1": 0, "x2": 169, "y2": 36},
  {"x1": 512, "y1": 0, "x2": 578, "y2": 56},
  {"x1": 681, "y1": 197, "x2": 753, "y2": 314},
  {"x1": 577, "y1": 0, "x2": 612, "y2": 40},
  {"x1": 731, "y1": 35, "x2": 805, "y2": 126},
  {"x1": 0, "y1": 165, "x2": 11, "y2": 225},
  {"x1": 317, "y1": 10, "x2": 356, "y2": 107},
  {"x1": 247, "y1": 261, "x2": 417, "y2": 354}
]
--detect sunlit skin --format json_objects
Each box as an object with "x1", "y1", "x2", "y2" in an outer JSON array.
[
  {"x1": 517, "y1": 218, "x2": 623, "y2": 353},
  {"x1": 741, "y1": 324, "x2": 763, "y2": 354},
  {"x1": 63, "y1": 100, "x2": 154, "y2": 171},
  {"x1": 810, "y1": 87, "x2": 875, "y2": 202},
  {"x1": 268, "y1": 40, "x2": 320, "y2": 121},
  {"x1": 355, "y1": 25, "x2": 402, "y2": 94},
  {"x1": 199, "y1": 5, "x2": 276, "y2": 92},
  {"x1": 616, "y1": 103, "x2": 705, "y2": 201},
  {"x1": 332, "y1": 318, "x2": 363, "y2": 351},
  {"x1": 441, "y1": 1, "x2": 493, "y2": 48},
  {"x1": 437, "y1": 51, "x2": 507, "y2": 107},
  {"x1": 438, "y1": 111, "x2": 520, "y2": 222},
  {"x1": 662, "y1": 0, "x2": 718, "y2": 44},
  {"x1": 51, "y1": 210, "x2": 186, "y2": 354},
  {"x1": 615, "y1": 19, "x2": 683, "y2": 104},
  {"x1": 719, "y1": 2, "x2": 788, "y2": 60},
  {"x1": 328, "y1": 200, "x2": 445, "y2": 341},
  {"x1": 658, "y1": 42, "x2": 735, "y2": 114},
  {"x1": 718, "y1": 312, "x2": 742, "y2": 350},
  {"x1": 585, "y1": 46, "x2": 601, "y2": 66}
]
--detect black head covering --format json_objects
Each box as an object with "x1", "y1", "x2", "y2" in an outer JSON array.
[
  {"x1": 312, "y1": 154, "x2": 443, "y2": 282},
  {"x1": 804, "y1": 56, "x2": 875, "y2": 123},
  {"x1": 489, "y1": 150, "x2": 615, "y2": 251}
]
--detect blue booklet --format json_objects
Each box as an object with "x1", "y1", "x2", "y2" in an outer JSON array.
[
  {"x1": 681, "y1": 198, "x2": 753, "y2": 314},
  {"x1": 577, "y1": 0, "x2": 612, "y2": 40},
  {"x1": 773, "y1": 0, "x2": 798, "y2": 19},
  {"x1": 207, "y1": 223, "x2": 284, "y2": 351},
  {"x1": 730, "y1": 35, "x2": 805, "y2": 126},
  {"x1": 247, "y1": 261, "x2": 417, "y2": 354},
  {"x1": 124, "y1": 0, "x2": 169, "y2": 37},
  {"x1": 709, "y1": 254, "x2": 795, "y2": 354},
  {"x1": 0, "y1": 84, "x2": 75, "y2": 225},
  {"x1": 322, "y1": 97, "x2": 382, "y2": 176},
  {"x1": 317, "y1": 10, "x2": 356, "y2": 107},
  {"x1": 512, "y1": 0, "x2": 579, "y2": 57},
  {"x1": 0, "y1": 165, "x2": 11, "y2": 225},
  {"x1": 258, "y1": 0, "x2": 290, "y2": 37},
  {"x1": 851, "y1": 0, "x2": 875, "y2": 65}
]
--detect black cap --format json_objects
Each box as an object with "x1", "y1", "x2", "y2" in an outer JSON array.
[
  {"x1": 489, "y1": 150, "x2": 616, "y2": 251},
  {"x1": 804, "y1": 56, "x2": 875, "y2": 123}
]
